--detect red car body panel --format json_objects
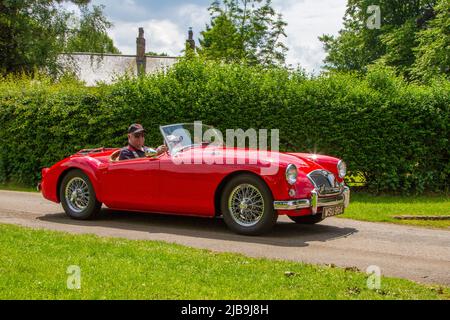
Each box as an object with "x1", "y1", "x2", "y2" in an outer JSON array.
[{"x1": 40, "y1": 146, "x2": 344, "y2": 218}]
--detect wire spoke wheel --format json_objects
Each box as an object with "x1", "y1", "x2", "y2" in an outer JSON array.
[
  {"x1": 60, "y1": 169, "x2": 102, "y2": 220},
  {"x1": 65, "y1": 177, "x2": 90, "y2": 213},
  {"x1": 228, "y1": 183, "x2": 265, "y2": 227}
]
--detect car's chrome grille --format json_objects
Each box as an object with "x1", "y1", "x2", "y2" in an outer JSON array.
[
  {"x1": 308, "y1": 170, "x2": 341, "y2": 196},
  {"x1": 309, "y1": 171, "x2": 333, "y2": 188}
]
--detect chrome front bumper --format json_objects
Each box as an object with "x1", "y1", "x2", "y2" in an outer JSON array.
[{"x1": 273, "y1": 186, "x2": 350, "y2": 214}]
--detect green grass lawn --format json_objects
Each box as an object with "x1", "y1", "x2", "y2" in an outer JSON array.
[
  {"x1": 0, "y1": 224, "x2": 448, "y2": 300},
  {"x1": 342, "y1": 193, "x2": 450, "y2": 229}
]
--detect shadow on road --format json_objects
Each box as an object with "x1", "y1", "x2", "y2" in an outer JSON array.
[{"x1": 38, "y1": 208, "x2": 358, "y2": 248}]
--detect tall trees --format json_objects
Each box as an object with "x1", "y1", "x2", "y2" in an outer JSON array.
[
  {"x1": 198, "y1": 0, "x2": 288, "y2": 67},
  {"x1": 319, "y1": 0, "x2": 447, "y2": 81},
  {"x1": 0, "y1": 0, "x2": 119, "y2": 75},
  {"x1": 64, "y1": 5, "x2": 120, "y2": 54},
  {"x1": 199, "y1": 13, "x2": 244, "y2": 63},
  {"x1": 411, "y1": 0, "x2": 449, "y2": 81}
]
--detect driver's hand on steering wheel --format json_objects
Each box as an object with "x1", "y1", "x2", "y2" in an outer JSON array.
[{"x1": 156, "y1": 145, "x2": 168, "y2": 155}]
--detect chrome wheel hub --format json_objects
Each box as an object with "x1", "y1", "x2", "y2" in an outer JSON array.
[
  {"x1": 228, "y1": 184, "x2": 264, "y2": 227},
  {"x1": 65, "y1": 177, "x2": 89, "y2": 213},
  {"x1": 239, "y1": 200, "x2": 249, "y2": 210}
]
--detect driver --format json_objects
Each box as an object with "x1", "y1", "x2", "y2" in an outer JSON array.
[{"x1": 119, "y1": 123, "x2": 167, "y2": 160}]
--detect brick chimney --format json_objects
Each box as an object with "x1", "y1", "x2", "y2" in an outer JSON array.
[
  {"x1": 136, "y1": 27, "x2": 146, "y2": 76},
  {"x1": 186, "y1": 27, "x2": 195, "y2": 50}
]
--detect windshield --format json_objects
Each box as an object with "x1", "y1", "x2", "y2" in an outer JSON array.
[{"x1": 160, "y1": 123, "x2": 223, "y2": 154}]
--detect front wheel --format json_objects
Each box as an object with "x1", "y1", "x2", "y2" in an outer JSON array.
[
  {"x1": 60, "y1": 169, "x2": 102, "y2": 220},
  {"x1": 221, "y1": 174, "x2": 277, "y2": 235}
]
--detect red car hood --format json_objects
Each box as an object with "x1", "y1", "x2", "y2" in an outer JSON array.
[
  {"x1": 219, "y1": 147, "x2": 340, "y2": 176},
  {"x1": 194, "y1": 146, "x2": 329, "y2": 175}
]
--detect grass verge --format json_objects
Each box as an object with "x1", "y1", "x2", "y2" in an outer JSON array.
[
  {"x1": 341, "y1": 193, "x2": 450, "y2": 229},
  {"x1": 0, "y1": 223, "x2": 448, "y2": 300},
  {"x1": 0, "y1": 182, "x2": 37, "y2": 193}
]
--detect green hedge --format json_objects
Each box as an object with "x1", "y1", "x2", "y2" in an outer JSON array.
[{"x1": 0, "y1": 60, "x2": 448, "y2": 194}]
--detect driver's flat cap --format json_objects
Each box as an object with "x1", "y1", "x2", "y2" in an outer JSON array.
[{"x1": 128, "y1": 123, "x2": 145, "y2": 134}]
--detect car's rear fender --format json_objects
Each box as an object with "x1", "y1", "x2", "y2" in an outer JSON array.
[{"x1": 42, "y1": 157, "x2": 105, "y2": 203}]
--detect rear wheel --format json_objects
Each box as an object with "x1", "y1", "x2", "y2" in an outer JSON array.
[
  {"x1": 288, "y1": 214, "x2": 324, "y2": 224},
  {"x1": 221, "y1": 174, "x2": 277, "y2": 235},
  {"x1": 60, "y1": 169, "x2": 102, "y2": 220}
]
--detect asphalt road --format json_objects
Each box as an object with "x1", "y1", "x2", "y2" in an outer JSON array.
[{"x1": 0, "y1": 190, "x2": 449, "y2": 286}]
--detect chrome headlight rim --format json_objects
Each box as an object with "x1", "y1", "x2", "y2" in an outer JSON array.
[
  {"x1": 337, "y1": 160, "x2": 347, "y2": 179},
  {"x1": 285, "y1": 164, "x2": 298, "y2": 185}
]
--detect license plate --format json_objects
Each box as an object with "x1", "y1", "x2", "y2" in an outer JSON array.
[{"x1": 322, "y1": 205, "x2": 344, "y2": 218}]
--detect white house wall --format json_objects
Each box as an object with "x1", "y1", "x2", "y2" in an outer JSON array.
[{"x1": 58, "y1": 53, "x2": 178, "y2": 86}]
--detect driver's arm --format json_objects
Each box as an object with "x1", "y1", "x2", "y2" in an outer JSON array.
[
  {"x1": 155, "y1": 145, "x2": 168, "y2": 155},
  {"x1": 145, "y1": 145, "x2": 167, "y2": 157}
]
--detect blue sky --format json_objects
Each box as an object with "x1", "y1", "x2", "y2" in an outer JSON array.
[{"x1": 66, "y1": 0, "x2": 347, "y2": 73}]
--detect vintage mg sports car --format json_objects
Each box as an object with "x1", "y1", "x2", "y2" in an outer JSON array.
[{"x1": 39, "y1": 123, "x2": 350, "y2": 235}]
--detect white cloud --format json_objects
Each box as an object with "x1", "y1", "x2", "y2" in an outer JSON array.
[
  {"x1": 176, "y1": 3, "x2": 210, "y2": 25},
  {"x1": 79, "y1": 1, "x2": 347, "y2": 73},
  {"x1": 108, "y1": 3, "x2": 211, "y2": 57},
  {"x1": 93, "y1": 0, "x2": 152, "y2": 22},
  {"x1": 175, "y1": 3, "x2": 211, "y2": 38},
  {"x1": 109, "y1": 19, "x2": 185, "y2": 56},
  {"x1": 273, "y1": 0, "x2": 347, "y2": 73}
]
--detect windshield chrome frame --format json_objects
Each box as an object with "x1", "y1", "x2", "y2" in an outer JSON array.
[{"x1": 159, "y1": 123, "x2": 216, "y2": 156}]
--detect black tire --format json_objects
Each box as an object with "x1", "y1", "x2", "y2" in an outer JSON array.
[
  {"x1": 220, "y1": 174, "x2": 277, "y2": 235},
  {"x1": 59, "y1": 169, "x2": 102, "y2": 220},
  {"x1": 288, "y1": 214, "x2": 324, "y2": 224}
]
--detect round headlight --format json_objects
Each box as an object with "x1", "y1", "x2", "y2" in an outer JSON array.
[
  {"x1": 337, "y1": 160, "x2": 347, "y2": 178},
  {"x1": 285, "y1": 164, "x2": 298, "y2": 185}
]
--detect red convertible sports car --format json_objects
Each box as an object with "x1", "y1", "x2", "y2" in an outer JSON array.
[{"x1": 39, "y1": 123, "x2": 350, "y2": 235}]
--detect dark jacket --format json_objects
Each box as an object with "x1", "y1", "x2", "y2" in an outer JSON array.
[{"x1": 118, "y1": 145, "x2": 146, "y2": 160}]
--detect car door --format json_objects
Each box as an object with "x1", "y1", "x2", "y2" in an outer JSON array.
[
  {"x1": 157, "y1": 150, "x2": 225, "y2": 216},
  {"x1": 100, "y1": 156, "x2": 160, "y2": 211}
]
